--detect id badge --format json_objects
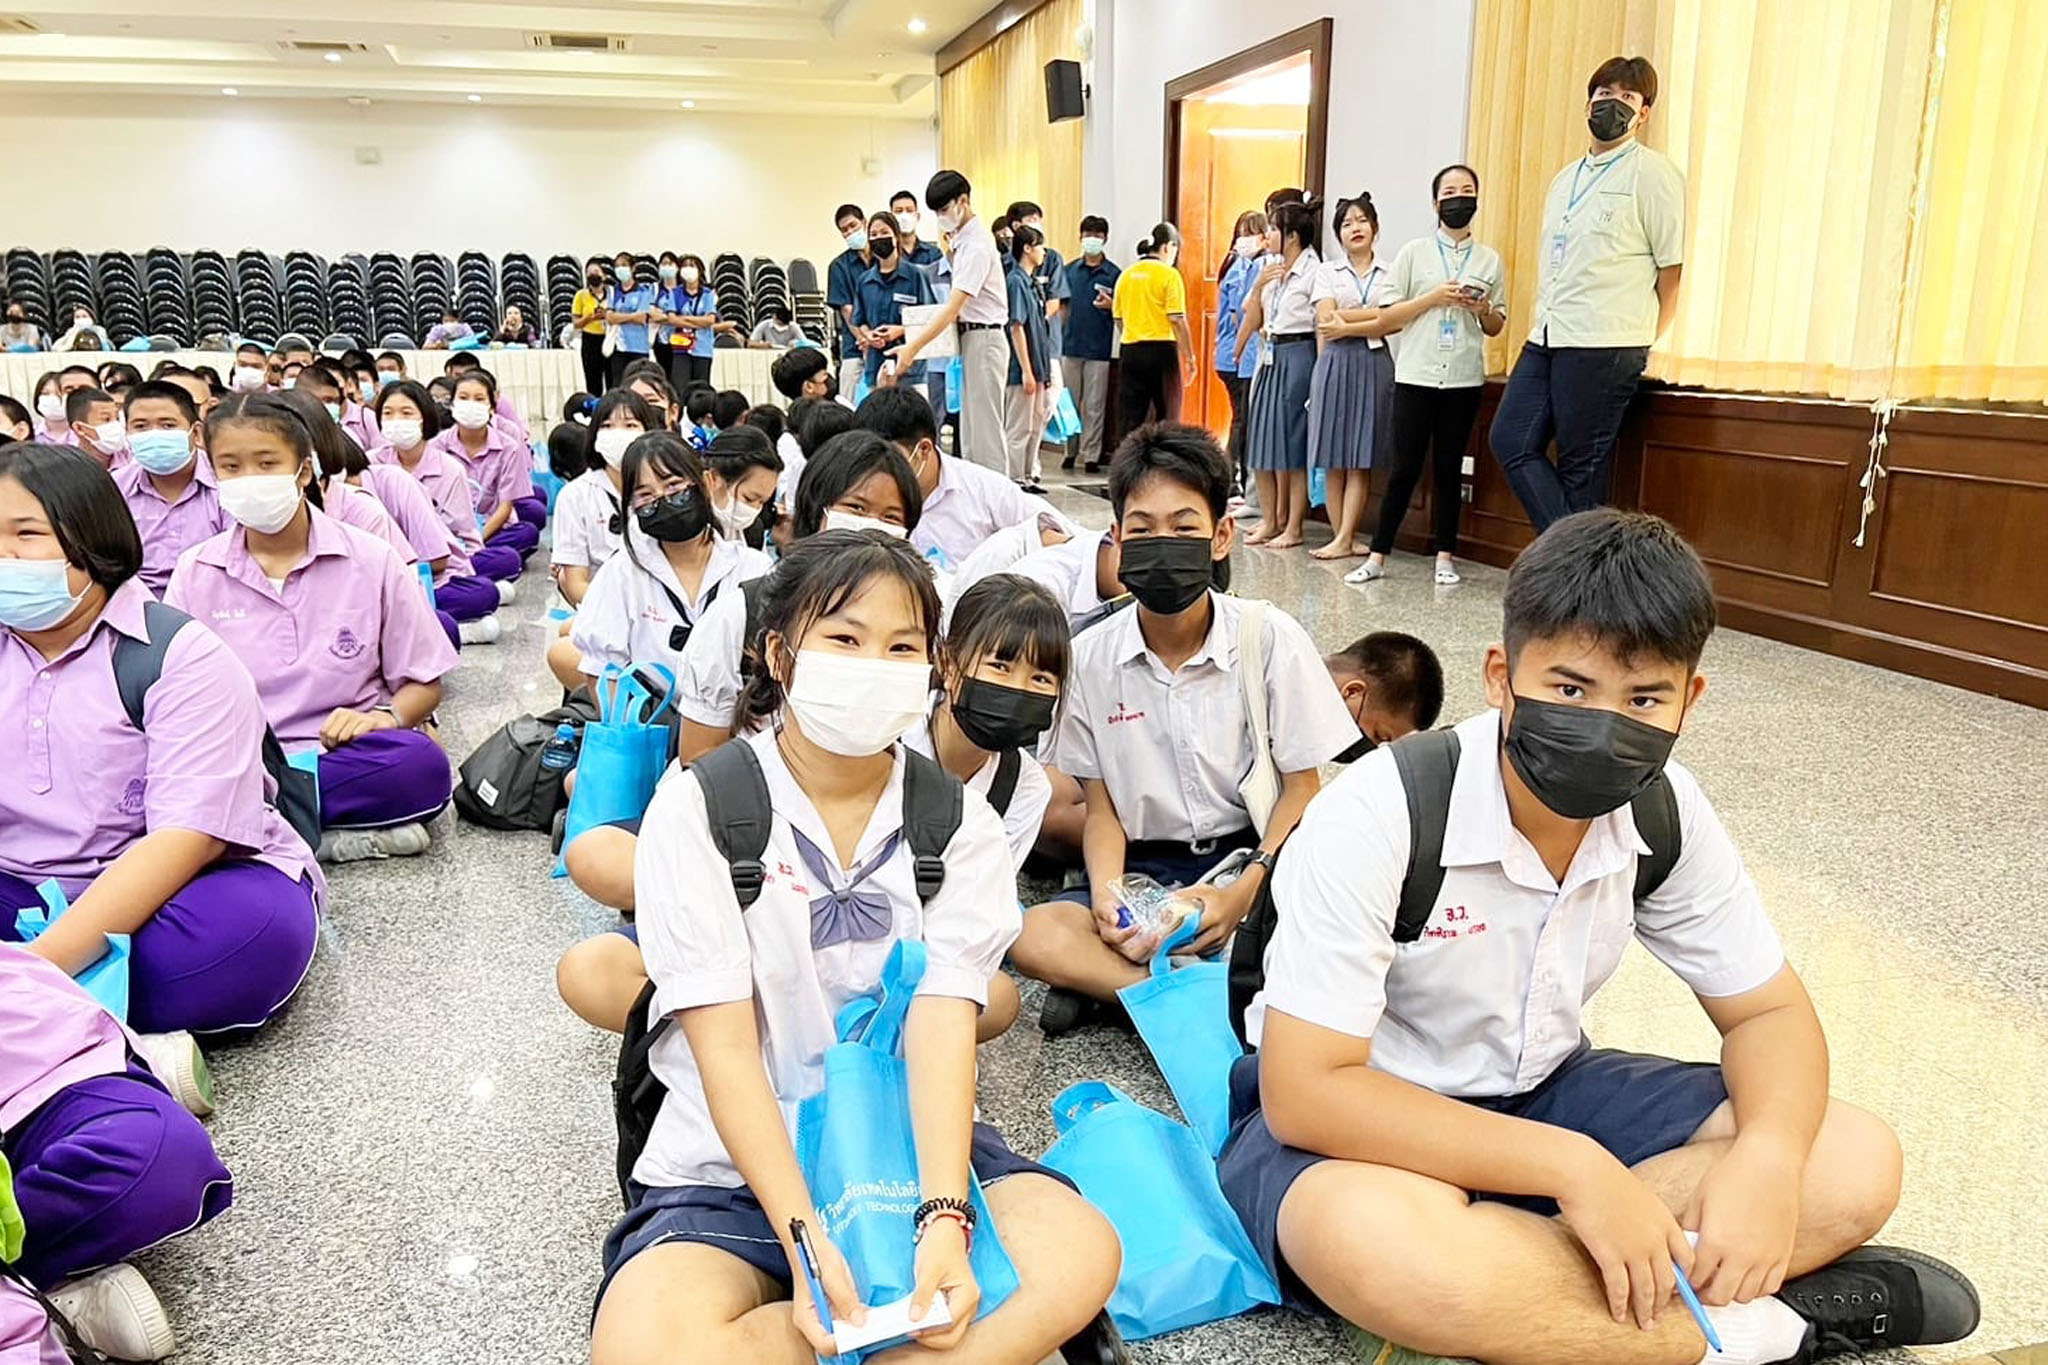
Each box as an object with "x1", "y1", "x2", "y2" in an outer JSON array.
[
  {"x1": 1549, "y1": 232, "x2": 1568, "y2": 268},
  {"x1": 1438, "y1": 313, "x2": 1459, "y2": 351}
]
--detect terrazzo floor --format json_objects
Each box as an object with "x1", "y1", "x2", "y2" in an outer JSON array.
[{"x1": 135, "y1": 473, "x2": 2048, "y2": 1364}]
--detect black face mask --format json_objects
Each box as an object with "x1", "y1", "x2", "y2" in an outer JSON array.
[
  {"x1": 1588, "y1": 97, "x2": 1637, "y2": 143},
  {"x1": 1502, "y1": 695, "x2": 1678, "y2": 820},
  {"x1": 952, "y1": 677, "x2": 1057, "y2": 752},
  {"x1": 636, "y1": 487, "x2": 713, "y2": 543},
  {"x1": 871, "y1": 238, "x2": 897, "y2": 262},
  {"x1": 1117, "y1": 534, "x2": 1215, "y2": 616},
  {"x1": 1437, "y1": 196, "x2": 1478, "y2": 230}
]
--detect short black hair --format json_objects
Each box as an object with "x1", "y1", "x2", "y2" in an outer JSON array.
[
  {"x1": 0, "y1": 396, "x2": 30, "y2": 443},
  {"x1": 587, "y1": 389, "x2": 659, "y2": 466},
  {"x1": 1108, "y1": 421, "x2": 1231, "y2": 522},
  {"x1": 372, "y1": 379, "x2": 444, "y2": 441},
  {"x1": 547, "y1": 422, "x2": 590, "y2": 480},
  {"x1": 793, "y1": 430, "x2": 922, "y2": 537},
  {"x1": 0, "y1": 443, "x2": 141, "y2": 589},
  {"x1": 1079, "y1": 214, "x2": 1109, "y2": 236},
  {"x1": 741, "y1": 404, "x2": 786, "y2": 443},
  {"x1": 1588, "y1": 55, "x2": 1658, "y2": 106},
  {"x1": 1329, "y1": 632, "x2": 1445, "y2": 730},
  {"x1": 443, "y1": 351, "x2": 482, "y2": 374},
  {"x1": 452, "y1": 367, "x2": 498, "y2": 405},
  {"x1": 295, "y1": 362, "x2": 345, "y2": 401},
  {"x1": 925, "y1": 170, "x2": 970, "y2": 212},
  {"x1": 1503, "y1": 509, "x2": 1715, "y2": 669},
  {"x1": 833, "y1": 202, "x2": 865, "y2": 228},
  {"x1": 65, "y1": 388, "x2": 115, "y2": 426},
  {"x1": 794, "y1": 399, "x2": 856, "y2": 459},
  {"x1": 711, "y1": 389, "x2": 750, "y2": 429},
  {"x1": 702, "y1": 425, "x2": 782, "y2": 485},
  {"x1": 947, "y1": 573, "x2": 1071, "y2": 687},
  {"x1": 684, "y1": 387, "x2": 717, "y2": 423},
  {"x1": 98, "y1": 362, "x2": 143, "y2": 391},
  {"x1": 236, "y1": 342, "x2": 267, "y2": 360},
  {"x1": 890, "y1": 188, "x2": 919, "y2": 208},
  {"x1": 770, "y1": 304, "x2": 794, "y2": 326},
  {"x1": 771, "y1": 347, "x2": 831, "y2": 400},
  {"x1": 854, "y1": 385, "x2": 939, "y2": 450},
  {"x1": 122, "y1": 380, "x2": 199, "y2": 425},
  {"x1": 376, "y1": 351, "x2": 406, "y2": 369},
  {"x1": 1005, "y1": 200, "x2": 1043, "y2": 222},
  {"x1": 1264, "y1": 186, "x2": 1306, "y2": 214},
  {"x1": 1272, "y1": 196, "x2": 1323, "y2": 252}
]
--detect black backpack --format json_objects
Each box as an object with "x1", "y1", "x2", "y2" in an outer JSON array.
[
  {"x1": 452, "y1": 695, "x2": 600, "y2": 832},
  {"x1": 1226, "y1": 727, "x2": 1681, "y2": 1049},
  {"x1": 612, "y1": 738, "x2": 965, "y2": 1202},
  {"x1": 112, "y1": 601, "x2": 323, "y2": 853}
]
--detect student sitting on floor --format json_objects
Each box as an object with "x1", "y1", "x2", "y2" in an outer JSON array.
[
  {"x1": 113, "y1": 380, "x2": 226, "y2": 597},
  {"x1": 166, "y1": 395, "x2": 460, "y2": 865},
  {"x1": 770, "y1": 346, "x2": 843, "y2": 407},
  {"x1": 432, "y1": 370, "x2": 542, "y2": 569},
  {"x1": 709, "y1": 389, "x2": 751, "y2": 433},
  {"x1": 1327, "y1": 629, "x2": 1446, "y2": 759},
  {"x1": 66, "y1": 389, "x2": 127, "y2": 470},
  {"x1": 0, "y1": 443, "x2": 322, "y2": 1050},
  {"x1": 698, "y1": 425, "x2": 782, "y2": 544},
  {"x1": 586, "y1": 530, "x2": 1119, "y2": 1365},
  {"x1": 1, "y1": 944, "x2": 235, "y2": 1363},
  {"x1": 1010, "y1": 423, "x2": 1358, "y2": 1036},
  {"x1": 1221, "y1": 509, "x2": 1979, "y2": 1365},
  {"x1": 550, "y1": 389, "x2": 657, "y2": 609},
  {"x1": 370, "y1": 379, "x2": 513, "y2": 644},
  {"x1": 559, "y1": 571, "x2": 1082, "y2": 1039},
  {"x1": 672, "y1": 430, "x2": 922, "y2": 763}
]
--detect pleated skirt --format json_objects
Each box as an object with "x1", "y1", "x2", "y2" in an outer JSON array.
[
  {"x1": 1307, "y1": 338, "x2": 1395, "y2": 471},
  {"x1": 1244, "y1": 337, "x2": 1315, "y2": 472}
]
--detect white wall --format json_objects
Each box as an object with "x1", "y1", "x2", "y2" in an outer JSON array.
[
  {"x1": 0, "y1": 94, "x2": 938, "y2": 263},
  {"x1": 1085, "y1": 0, "x2": 1476, "y2": 257}
]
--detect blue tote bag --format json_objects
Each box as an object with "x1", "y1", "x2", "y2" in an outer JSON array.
[
  {"x1": 795, "y1": 940, "x2": 1019, "y2": 1361},
  {"x1": 552, "y1": 664, "x2": 674, "y2": 877},
  {"x1": 1116, "y1": 916, "x2": 1243, "y2": 1156},
  {"x1": 15, "y1": 880, "x2": 132, "y2": 1021},
  {"x1": 1039, "y1": 1081, "x2": 1279, "y2": 1340},
  {"x1": 1043, "y1": 387, "x2": 1082, "y2": 443}
]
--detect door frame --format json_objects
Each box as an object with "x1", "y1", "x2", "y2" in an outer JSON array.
[{"x1": 1161, "y1": 18, "x2": 1334, "y2": 220}]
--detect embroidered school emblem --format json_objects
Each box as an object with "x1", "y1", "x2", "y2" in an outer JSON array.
[
  {"x1": 117, "y1": 778, "x2": 147, "y2": 817},
  {"x1": 331, "y1": 628, "x2": 366, "y2": 660}
]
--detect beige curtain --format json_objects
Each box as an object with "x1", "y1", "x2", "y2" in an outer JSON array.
[
  {"x1": 937, "y1": 0, "x2": 1085, "y2": 255},
  {"x1": 1469, "y1": 0, "x2": 2048, "y2": 405}
]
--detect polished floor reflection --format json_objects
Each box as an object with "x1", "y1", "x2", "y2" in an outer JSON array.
[{"x1": 137, "y1": 478, "x2": 2046, "y2": 1363}]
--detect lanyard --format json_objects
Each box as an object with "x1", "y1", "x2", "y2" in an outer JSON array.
[
  {"x1": 1342, "y1": 262, "x2": 1382, "y2": 306},
  {"x1": 1566, "y1": 143, "x2": 1636, "y2": 216},
  {"x1": 1435, "y1": 236, "x2": 1473, "y2": 284}
]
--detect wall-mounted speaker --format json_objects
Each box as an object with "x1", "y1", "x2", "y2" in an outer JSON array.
[{"x1": 1044, "y1": 58, "x2": 1085, "y2": 123}]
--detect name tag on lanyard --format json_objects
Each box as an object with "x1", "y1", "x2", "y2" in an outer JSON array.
[{"x1": 1438, "y1": 313, "x2": 1460, "y2": 351}]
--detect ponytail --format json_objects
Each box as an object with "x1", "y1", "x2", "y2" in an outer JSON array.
[{"x1": 1136, "y1": 221, "x2": 1182, "y2": 259}]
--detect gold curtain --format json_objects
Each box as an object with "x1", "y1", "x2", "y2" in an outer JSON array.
[
  {"x1": 1469, "y1": 0, "x2": 2048, "y2": 405},
  {"x1": 938, "y1": 0, "x2": 1085, "y2": 256}
]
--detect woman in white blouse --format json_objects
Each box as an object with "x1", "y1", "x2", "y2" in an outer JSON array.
[
  {"x1": 1307, "y1": 190, "x2": 1406, "y2": 560},
  {"x1": 1238, "y1": 197, "x2": 1324, "y2": 549}
]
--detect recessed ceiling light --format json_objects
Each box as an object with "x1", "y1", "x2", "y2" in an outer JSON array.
[
  {"x1": 466, "y1": 93, "x2": 482, "y2": 102},
  {"x1": 221, "y1": 87, "x2": 239, "y2": 96},
  {"x1": 680, "y1": 99, "x2": 696, "y2": 109},
  {"x1": 907, "y1": 17, "x2": 928, "y2": 34},
  {"x1": 323, "y1": 51, "x2": 343, "y2": 63}
]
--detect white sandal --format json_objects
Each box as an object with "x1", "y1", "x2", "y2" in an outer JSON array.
[
  {"x1": 1434, "y1": 562, "x2": 1462, "y2": 585},
  {"x1": 1344, "y1": 560, "x2": 1386, "y2": 585}
]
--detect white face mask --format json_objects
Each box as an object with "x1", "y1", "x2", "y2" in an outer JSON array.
[
  {"x1": 718, "y1": 494, "x2": 761, "y2": 534},
  {"x1": 937, "y1": 207, "x2": 963, "y2": 234},
  {"x1": 92, "y1": 421, "x2": 129, "y2": 454},
  {"x1": 231, "y1": 366, "x2": 267, "y2": 392},
  {"x1": 680, "y1": 267, "x2": 701, "y2": 286},
  {"x1": 895, "y1": 211, "x2": 919, "y2": 234},
  {"x1": 593, "y1": 427, "x2": 639, "y2": 463},
  {"x1": 824, "y1": 509, "x2": 908, "y2": 539},
  {"x1": 218, "y1": 469, "x2": 305, "y2": 535},
  {"x1": 783, "y1": 649, "x2": 931, "y2": 757},
  {"x1": 1236, "y1": 234, "x2": 1262, "y2": 258},
  {"x1": 381, "y1": 417, "x2": 424, "y2": 449},
  {"x1": 451, "y1": 398, "x2": 492, "y2": 430},
  {"x1": 36, "y1": 394, "x2": 64, "y2": 420}
]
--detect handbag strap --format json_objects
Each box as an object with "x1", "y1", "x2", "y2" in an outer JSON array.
[
  {"x1": 860, "y1": 938, "x2": 929, "y2": 1056},
  {"x1": 1148, "y1": 913, "x2": 1202, "y2": 978},
  {"x1": 1236, "y1": 599, "x2": 1274, "y2": 770},
  {"x1": 1050, "y1": 1080, "x2": 1130, "y2": 1135},
  {"x1": 595, "y1": 663, "x2": 677, "y2": 728}
]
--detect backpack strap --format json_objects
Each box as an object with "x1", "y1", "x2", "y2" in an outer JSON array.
[
  {"x1": 689, "y1": 740, "x2": 774, "y2": 909},
  {"x1": 899, "y1": 749, "x2": 963, "y2": 905},
  {"x1": 1630, "y1": 772, "x2": 1681, "y2": 902},
  {"x1": 112, "y1": 600, "x2": 195, "y2": 730},
  {"x1": 986, "y1": 748, "x2": 1022, "y2": 816},
  {"x1": 1387, "y1": 729, "x2": 1462, "y2": 944},
  {"x1": 1069, "y1": 593, "x2": 1133, "y2": 637}
]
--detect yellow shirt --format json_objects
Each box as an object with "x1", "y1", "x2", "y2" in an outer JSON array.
[
  {"x1": 573, "y1": 288, "x2": 606, "y2": 336},
  {"x1": 1112, "y1": 258, "x2": 1187, "y2": 343}
]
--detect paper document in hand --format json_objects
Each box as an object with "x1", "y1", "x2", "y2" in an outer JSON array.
[
  {"x1": 900, "y1": 304, "x2": 958, "y2": 359},
  {"x1": 831, "y1": 1292, "x2": 955, "y2": 1354}
]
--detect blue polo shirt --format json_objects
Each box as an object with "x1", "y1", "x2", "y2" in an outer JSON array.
[
  {"x1": 1063, "y1": 255, "x2": 1121, "y2": 362},
  {"x1": 664, "y1": 285, "x2": 719, "y2": 358},
  {"x1": 1214, "y1": 253, "x2": 1263, "y2": 377},
  {"x1": 825, "y1": 247, "x2": 872, "y2": 359},
  {"x1": 606, "y1": 281, "x2": 658, "y2": 354},
  {"x1": 853, "y1": 261, "x2": 936, "y2": 383},
  {"x1": 1033, "y1": 246, "x2": 1072, "y2": 360},
  {"x1": 1006, "y1": 262, "x2": 1050, "y2": 386},
  {"x1": 905, "y1": 240, "x2": 944, "y2": 270}
]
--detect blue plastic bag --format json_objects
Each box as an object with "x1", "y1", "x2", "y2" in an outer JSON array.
[
  {"x1": 1117, "y1": 916, "x2": 1242, "y2": 1155},
  {"x1": 1039, "y1": 1081, "x2": 1279, "y2": 1340},
  {"x1": 552, "y1": 664, "x2": 674, "y2": 877},
  {"x1": 14, "y1": 881, "x2": 133, "y2": 1021},
  {"x1": 795, "y1": 940, "x2": 1019, "y2": 1361},
  {"x1": 944, "y1": 357, "x2": 964, "y2": 414},
  {"x1": 284, "y1": 748, "x2": 323, "y2": 830},
  {"x1": 1044, "y1": 387, "x2": 1082, "y2": 443},
  {"x1": 1309, "y1": 466, "x2": 1327, "y2": 508}
]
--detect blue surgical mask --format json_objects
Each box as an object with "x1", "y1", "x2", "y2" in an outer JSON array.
[
  {"x1": 377, "y1": 372, "x2": 400, "y2": 388},
  {"x1": 129, "y1": 428, "x2": 196, "y2": 476},
  {"x1": 324, "y1": 402, "x2": 344, "y2": 423},
  {"x1": 845, "y1": 230, "x2": 869, "y2": 252},
  {"x1": 0, "y1": 557, "x2": 86, "y2": 632}
]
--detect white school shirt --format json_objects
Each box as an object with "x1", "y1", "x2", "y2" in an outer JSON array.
[
  {"x1": 550, "y1": 468, "x2": 626, "y2": 571},
  {"x1": 1259, "y1": 248, "x2": 1323, "y2": 337},
  {"x1": 904, "y1": 715, "x2": 1052, "y2": 870},
  {"x1": 1251, "y1": 709, "x2": 1786, "y2": 1098},
  {"x1": 633, "y1": 727, "x2": 1020, "y2": 1189},
  {"x1": 1049, "y1": 591, "x2": 1357, "y2": 844},
  {"x1": 945, "y1": 516, "x2": 1064, "y2": 615},
  {"x1": 1530, "y1": 138, "x2": 1686, "y2": 348},
  {"x1": 1309, "y1": 256, "x2": 1402, "y2": 350},
  {"x1": 947, "y1": 216, "x2": 1010, "y2": 327},
  {"x1": 913, "y1": 456, "x2": 1070, "y2": 570},
  {"x1": 572, "y1": 533, "x2": 771, "y2": 680},
  {"x1": 673, "y1": 587, "x2": 752, "y2": 729},
  {"x1": 967, "y1": 527, "x2": 1114, "y2": 625},
  {"x1": 774, "y1": 431, "x2": 806, "y2": 513},
  {"x1": 1388, "y1": 231, "x2": 1506, "y2": 389}
]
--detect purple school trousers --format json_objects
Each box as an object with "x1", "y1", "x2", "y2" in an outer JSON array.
[
  {"x1": 315, "y1": 729, "x2": 452, "y2": 830},
  {"x1": 0, "y1": 863, "x2": 317, "y2": 1036}
]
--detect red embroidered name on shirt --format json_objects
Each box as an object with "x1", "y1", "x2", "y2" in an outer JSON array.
[{"x1": 1106, "y1": 703, "x2": 1147, "y2": 725}]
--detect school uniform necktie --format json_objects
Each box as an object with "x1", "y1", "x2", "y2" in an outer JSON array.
[{"x1": 790, "y1": 825, "x2": 902, "y2": 949}]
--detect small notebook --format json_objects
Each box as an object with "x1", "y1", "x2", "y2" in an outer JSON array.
[{"x1": 831, "y1": 1292, "x2": 954, "y2": 1354}]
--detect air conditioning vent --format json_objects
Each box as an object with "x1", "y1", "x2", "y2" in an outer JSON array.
[
  {"x1": 0, "y1": 16, "x2": 44, "y2": 34},
  {"x1": 282, "y1": 40, "x2": 370, "y2": 54},
  {"x1": 528, "y1": 32, "x2": 627, "y2": 52}
]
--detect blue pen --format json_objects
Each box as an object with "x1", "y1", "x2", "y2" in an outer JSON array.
[
  {"x1": 1673, "y1": 1271, "x2": 1721, "y2": 1352},
  {"x1": 790, "y1": 1219, "x2": 834, "y2": 1333}
]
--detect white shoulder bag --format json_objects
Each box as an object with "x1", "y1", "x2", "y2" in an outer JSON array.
[{"x1": 1235, "y1": 600, "x2": 1281, "y2": 836}]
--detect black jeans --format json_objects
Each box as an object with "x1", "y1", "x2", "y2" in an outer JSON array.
[
  {"x1": 1372, "y1": 383, "x2": 1484, "y2": 555},
  {"x1": 1119, "y1": 340, "x2": 1180, "y2": 434},
  {"x1": 670, "y1": 352, "x2": 713, "y2": 392},
  {"x1": 1220, "y1": 371, "x2": 1251, "y2": 487},
  {"x1": 579, "y1": 330, "x2": 607, "y2": 395},
  {"x1": 1487, "y1": 342, "x2": 1651, "y2": 531},
  {"x1": 606, "y1": 350, "x2": 649, "y2": 388}
]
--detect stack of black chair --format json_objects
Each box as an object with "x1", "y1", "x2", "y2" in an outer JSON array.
[
  {"x1": 368, "y1": 253, "x2": 413, "y2": 347},
  {"x1": 282, "y1": 252, "x2": 328, "y2": 341},
  {"x1": 409, "y1": 252, "x2": 454, "y2": 341},
  {"x1": 143, "y1": 249, "x2": 191, "y2": 346},
  {"x1": 713, "y1": 253, "x2": 751, "y2": 337},
  {"x1": 500, "y1": 253, "x2": 542, "y2": 336},
  {"x1": 456, "y1": 252, "x2": 497, "y2": 336},
  {"x1": 7, "y1": 251, "x2": 55, "y2": 339},
  {"x1": 325, "y1": 256, "x2": 370, "y2": 349},
  {"x1": 546, "y1": 255, "x2": 584, "y2": 337},
  {"x1": 190, "y1": 251, "x2": 237, "y2": 340},
  {"x1": 94, "y1": 252, "x2": 148, "y2": 348},
  {"x1": 234, "y1": 250, "x2": 284, "y2": 345},
  {"x1": 50, "y1": 251, "x2": 98, "y2": 329}
]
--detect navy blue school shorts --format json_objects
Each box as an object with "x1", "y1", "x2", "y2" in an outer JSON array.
[
  {"x1": 595, "y1": 1124, "x2": 1073, "y2": 1315},
  {"x1": 1215, "y1": 1041, "x2": 1729, "y2": 1314},
  {"x1": 1039, "y1": 834, "x2": 1255, "y2": 909}
]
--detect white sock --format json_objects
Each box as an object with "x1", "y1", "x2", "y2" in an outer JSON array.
[{"x1": 1697, "y1": 1296, "x2": 1807, "y2": 1365}]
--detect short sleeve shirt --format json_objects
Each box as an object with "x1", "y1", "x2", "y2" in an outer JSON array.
[
  {"x1": 572, "y1": 534, "x2": 772, "y2": 680},
  {"x1": 826, "y1": 248, "x2": 871, "y2": 357},
  {"x1": 1062, "y1": 257, "x2": 1122, "y2": 361},
  {"x1": 1260, "y1": 248, "x2": 1322, "y2": 336},
  {"x1": 606, "y1": 282, "x2": 660, "y2": 353},
  {"x1": 1309, "y1": 257, "x2": 1401, "y2": 350},
  {"x1": 1388, "y1": 231, "x2": 1506, "y2": 388},
  {"x1": 550, "y1": 468, "x2": 626, "y2": 572},
  {"x1": 114, "y1": 457, "x2": 228, "y2": 597},
  {"x1": 947, "y1": 217, "x2": 1009, "y2": 326},
  {"x1": 1112, "y1": 258, "x2": 1188, "y2": 343},
  {"x1": 1531, "y1": 140, "x2": 1686, "y2": 348}
]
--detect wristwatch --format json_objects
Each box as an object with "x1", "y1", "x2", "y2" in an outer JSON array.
[{"x1": 1247, "y1": 850, "x2": 1278, "y2": 875}]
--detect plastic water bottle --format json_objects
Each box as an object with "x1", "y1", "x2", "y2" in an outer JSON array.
[
  {"x1": 539, "y1": 722, "x2": 580, "y2": 773},
  {"x1": 1105, "y1": 874, "x2": 1195, "y2": 960}
]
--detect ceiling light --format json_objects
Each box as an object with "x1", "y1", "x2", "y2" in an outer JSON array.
[
  {"x1": 680, "y1": 99, "x2": 696, "y2": 109},
  {"x1": 907, "y1": 17, "x2": 928, "y2": 34},
  {"x1": 466, "y1": 93, "x2": 482, "y2": 102},
  {"x1": 221, "y1": 86, "x2": 238, "y2": 96},
  {"x1": 323, "y1": 51, "x2": 342, "y2": 63}
]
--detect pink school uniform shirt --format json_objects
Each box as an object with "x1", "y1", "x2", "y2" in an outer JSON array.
[
  {"x1": 357, "y1": 463, "x2": 463, "y2": 580},
  {"x1": 114, "y1": 457, "x2": 230, "y2": 597},
  {"x1": 494, "y1": 395, "x2": 529, "y2": 442},
  {"x1": 341, "y1": 402, "x2": 380, "y2": 452},
  {"x1": 430, "y1": 421, "x2": 533, "y2": 518},
  {"x1": 165, "y1": 510, "x2": 458, "y2": 750},
  {"x1": 0, "y1": 943, "x2": 134, "y2": 1131},
  {"x1": 322, "y1": 480, "x2": 412, "y2": 561},
  {"x1": 370, "y1": 442, "x2": 486, "y2": 561},
  {"x1": 0, "y1": 579, "x2": 324, "y2": 905}
]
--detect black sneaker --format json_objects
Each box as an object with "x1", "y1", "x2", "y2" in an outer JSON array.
[
  {"x1": 1775, "y1": 1245, "x2": 1980, "y2": 1362},
  {"x1": 1061, "y1": 454, "x2": 1077, "y2": 471},
  {"x1": 1037, "y1": 987, "x2": 1134, "y2": 1038},
  {"x1": 1083, "y1": 461, "x2": 1103, "y2": 475},
  {"x1": 1059, "y1": 1309, "x2": 1130, "y2": 1364}
]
